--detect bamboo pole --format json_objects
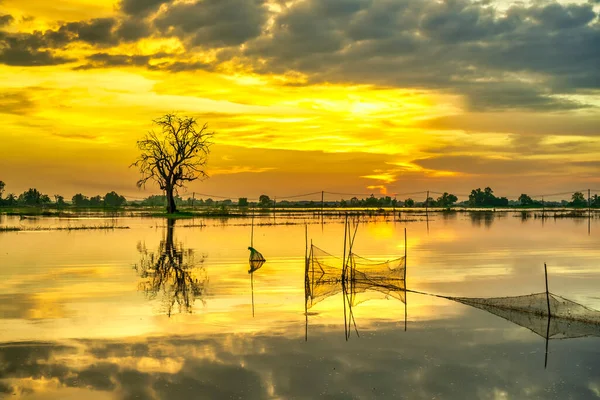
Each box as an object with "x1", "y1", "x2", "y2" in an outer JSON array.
[
  {"x1": 544, "y1": 316, "x2": 550, "y2": 369},
  {"x1": 305, "y1": 225, "x2": 309, "y2": 342},
  {"x1": 544, "y1": 263, "x2": 551, "y2": 318},
  {"x1": 342, "y1": 273, "x2": 349, "y2": 341},
  {"x1": 321, "y1": 191, "x2": 324, "y2": 214},
  {"x1": 404, "y1": 228, "x2": 407, "y2": 332},
  {"x1": 589, "y1": 189, "x2": 592, "y2": 236},
  {"x1": 250, "y1": 208, "x2": 254, "y2": 248},
  {"x1": 342, "y1": 214, "x2": 348, "y2": 281},
  {"x1": 251, "y1": 272, "x2": 255, "y2": 318},
  {"x1": 304, "y1": 224, "x2": 309, "y2": 316},
  {"x1": 542, "y1": 196, "x2": 545, "y2": 217}
]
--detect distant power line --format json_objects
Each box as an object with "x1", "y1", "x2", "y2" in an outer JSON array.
[{"x1": 123, "y1": 187, "x2": 596, "y2": 202}]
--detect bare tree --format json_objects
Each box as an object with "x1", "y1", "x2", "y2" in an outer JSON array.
[{"x1": 131, "y1": 114, "x2": 214, "y2": 214}]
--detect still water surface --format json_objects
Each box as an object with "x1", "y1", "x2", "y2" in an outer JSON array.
[{"x1": 0, "y1": 212, "x2": 599, "y2": 399}]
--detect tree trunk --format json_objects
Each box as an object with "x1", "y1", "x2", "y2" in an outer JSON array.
[{"x1": 166, "y1": 185, "x2": 177, "y2": 214}]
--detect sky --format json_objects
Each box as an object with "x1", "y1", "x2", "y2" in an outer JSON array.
[{"x1": 0, "y1": 0, "x2": 599, "y2": 201}]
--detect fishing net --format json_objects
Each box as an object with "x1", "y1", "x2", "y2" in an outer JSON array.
[
  {"x1": 305, "y1": 245, "x2": 406, "y2": 308},
  {"x1": 347, "y1": 253, "x2": 406, "y2": 305},
  {"x1": 248, "y1": 247, "x2": 266, "y2": 273},
  {"x1": 305, "y1": 245, "x2": 344, "y2": 308},
  {"x1": 248, "y1": 246, "x2": 266, "y2": 262},
  {"x1": 451, "y1": 292, "x2": 600, "y2": 339},
  {"x1": 248, "y1": 259, "x2": 265, "y2": 273}
]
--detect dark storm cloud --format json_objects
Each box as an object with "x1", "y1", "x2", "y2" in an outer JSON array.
[
  {"x1": 0, "y1": 32, "x2": 74, "y2": 65},
  {"x1": 458, "y1": 82, "x2": 587, "y2": 111},
  {"x1": 74, "y1": 52, "x2": 154, "y2": 70},
  {"x1": 73, "y1": 52, "x2": 216, "y2": 72},
  {"x1": 0, "y1": 14, "x2": 13, "y2": 27},
  {"x1": 120, "y1": 0, "x2": 170, "y2": 16},
  {"x1": 154, "y1": 0, "x2": 269, "y2": 48},
  {"x1": 238, "y1": 0, "x2": 600, "y2": 111},
  {"x1": 150, "y1": 60, "x2": 215, "y2": 72},
  {"x1": 0, "y1": 16, "x2": 153, "y2": 66},
  {"x1": 1, "y1": 0, "x2": 598, "y2": 112},
  {"x1": 59, "y1": 18, "x2": 119, "y2": 46},
  {"x1": 115, "y1": 17, "x2": 153, "y2": 41}
]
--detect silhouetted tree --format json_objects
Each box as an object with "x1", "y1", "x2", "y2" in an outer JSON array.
[
  {"x1": 238, "y1": 197, "x2": 249, "y2": 207},
  {"x1": 72, "y1": 193, "x2": 89, "y2": 207},
  {"x1": 591, "y1": 194, "x2": 600, "y2": 208},
  {"x1": 404, "y1": 198, "x2": 415, "y2": 207},
  {"x1": 436, "y1": 192, "x2": 458, "y2": 207},
  {"x1": 18, "y1": 189, "x2": 49, "y2": 206},
  {"x1": 4, "y1": 193, "x2": 17, "y2": 206},
  {"x1": 518, "y1": 194, "x2": 533, "y2": 206},
  {"x1": 0, "y1": 181, "x2": 4, "y2": 199},
  {"x1": 259, "y1": 194, "x2": 272, "y2": 207},
  {"x1": 469, "y1": 187, "x2": 508, "y2": 207},
  {"x1": 134, "y1": 219, "x2": 207, "y2": 316},
  {"x1": 104, "y1": 191, "x2": 126, "y2": 208},
  {"x1": 54, "y1": 195, "x2": 65, "y2": 208},
  {"x1": 132, "y1": 114, "x2": 214, "y2": 214},
  {"x1": 571, "y1": 192, "x2": 587, "y2": 207},
  {"x1": 89, "y1": 195, "x2": 102, "y2": 207},
  {"x1": 365, "y1": 194, "x2": 379, "y2": 207}
]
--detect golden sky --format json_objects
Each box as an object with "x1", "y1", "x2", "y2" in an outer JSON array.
[{"x1": 0, "y1": 0, "x2": 599, "y2": 201}]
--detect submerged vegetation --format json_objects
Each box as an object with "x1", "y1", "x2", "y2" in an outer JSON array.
[{"x1": 0, "y1": 225, "x2": 130, "y2": 232}]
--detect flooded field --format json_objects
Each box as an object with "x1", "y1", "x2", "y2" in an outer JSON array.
[{"x1": 1, "y1": 212, "x2": 599, "y2": 399}]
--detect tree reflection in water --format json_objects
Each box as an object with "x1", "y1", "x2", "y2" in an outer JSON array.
[{"x1": 134, "y1": 219, "x2": 208, "y2": 316}]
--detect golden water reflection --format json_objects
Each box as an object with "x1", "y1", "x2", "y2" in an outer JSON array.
[
  {"x1": 134, "y1": 219, "x2": 208, "y2": 317},
  {"x1": 1, "y1": 213, "x2": 600, "y2": 398}
]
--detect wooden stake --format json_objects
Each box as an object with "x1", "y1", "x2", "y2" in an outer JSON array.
[
  {"x1": 589, "y1": 189, "x2": 592, "y2": 236},
  {"x1": 404, "y1": 227, "x2": 407, "y2": 332},
  {"x1": 304, "y1": 224, "x2": 309, "y2": 342},
  {"x1": 321, "y1": 191, "x2": 324, "y2": 214},
  {"x1": 251, "y1": 272, "x2": 255, "y2": 318},
  {"x1": 544, "y1": 315, "x2": 550, "y2": 369},
  {"x1": 250, "y1": 208, "x2": 254, "y2": 248},
  {"x1": 342, "y1": 213, "x2": 348, "y2": 281},
  {"x1": 544, "y1": 263, "x2": 551, "y2": 318},
  {"x1": 304, "y1": 224, "x2": 309, "y2": 285}
]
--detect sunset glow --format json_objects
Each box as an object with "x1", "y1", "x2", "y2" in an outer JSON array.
[{"x1": 1, "y1": 0, "x2": 599, "y2": 199}]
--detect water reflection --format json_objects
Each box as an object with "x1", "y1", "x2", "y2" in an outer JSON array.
[
  {"x1": 134, "y1": 219, "x2": 208, "y2": 317},
  {"x1": 520, "y1": 211, "x2": 531, "y2": 222},
  {"x1": 4, "y1": 312, "x2": 599, "y2": 399},
  {"x1": 304, "y1": 243, "x2": 407, "y2": 340},
  {"x1": 441, "y1": 291, "x2": 600, "y2": 368},
  {"x1": 469, "y1": 211, "x2": 495, "y2": 228},
  {"x1": 1, "y1": 213, "x2": 600, "y2": 398},
  {"x1": 249, "y1": 258, "x2": 266, "y2": 318}
]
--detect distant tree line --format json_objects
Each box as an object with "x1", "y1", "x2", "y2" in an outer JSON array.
[
  {"x1": 0, "y1": 182, "x2": 127, "y2": 208},
  {"x1": 71, "y1": 191, "x2": 127, "y2": 208},
  {"x1": 1, "y1": 181, "x2": 599, "y2": 210}
]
